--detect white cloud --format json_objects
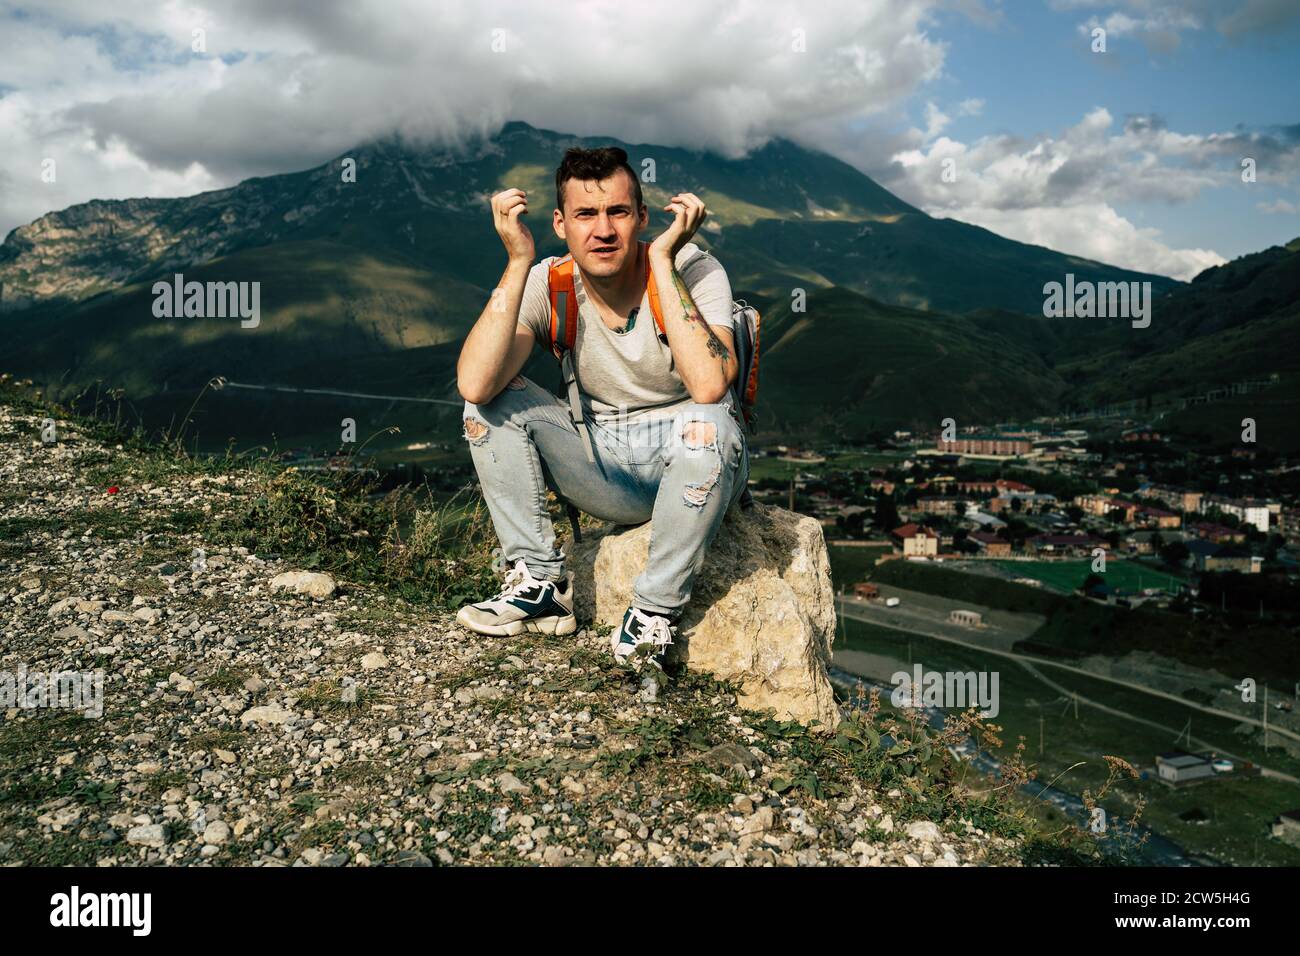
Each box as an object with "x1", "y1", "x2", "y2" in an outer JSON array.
[
  {"x1": 941, "y1": 202, "x2": 1225, "y2": 280},
  {"x1": 0, "y1": 0, "x2": 969, "y2": 237},
  {"x1": 1256, "y1": 198, "x2": 1298, "y2": 215},
  {"x1": 1054, "y1": 0, "x2": 1300, "y2": 50},
  {"x1": 878, "y1": 106, "x2": 1300, "y2": 278}
]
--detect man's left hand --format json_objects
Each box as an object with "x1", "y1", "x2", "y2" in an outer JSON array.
[{"x1": 649, "y1": 192, "x2": 707, "y2": 262}]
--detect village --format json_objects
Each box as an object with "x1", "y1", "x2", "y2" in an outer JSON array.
[{"x1": 748, "y1": 418, "x2": 1300, "y2": 611}]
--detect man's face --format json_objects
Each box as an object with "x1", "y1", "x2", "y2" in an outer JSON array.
[{"x1": 553, "y1": 169, "x2": 646, "y2": 278}]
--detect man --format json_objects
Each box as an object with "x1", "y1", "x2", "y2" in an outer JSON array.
[{"x1": 454, "y1": 145, "x2": 748, "y2": 668}]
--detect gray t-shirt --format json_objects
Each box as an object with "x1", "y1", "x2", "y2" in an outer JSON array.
[{"x1": 518, "y1": 242, "x2": 733, "y2": 424}]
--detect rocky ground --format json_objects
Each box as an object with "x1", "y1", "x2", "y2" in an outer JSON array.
[{"x1": 0, "y1": 398, "x2": 1048, "y2": 867}]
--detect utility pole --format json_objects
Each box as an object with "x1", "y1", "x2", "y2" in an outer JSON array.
[
  {"x1": 788, "y1": 475, "x2": 795, "y2": 512},
  {"x1": 1264, "y1": 684, "x2": 1269, "y2": 752}
]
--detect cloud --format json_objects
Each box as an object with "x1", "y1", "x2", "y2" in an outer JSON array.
[
  {"x1": 1256, "y1": 198, "x2": 1298, "y2": 214},
  {"x1": 1053, "y1": 0, "x2": 1300, "y2": 50},
  {"x1": 0, "y1": 0, "x2": 970, "y2": 237},
  {"x1": 879, "y1": 105, "x2": 1300, "y2": 278}
]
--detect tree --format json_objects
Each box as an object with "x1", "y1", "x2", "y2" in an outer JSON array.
[
  {"x1": 873, "y1": 496, "x2": 900, "y2": 531},
  {"x1": 1160, "y1": 540, "x2": 1189, "y2": 566}
]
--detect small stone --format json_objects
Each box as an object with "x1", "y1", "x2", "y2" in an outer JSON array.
[
  {"x1": 203, "y1": 821, "x2": 231, "y2": 845},
  {"x1": 360, "y1": 652, "x2": 389, "y2": 671},
  {"x1": 392, "y1": 850, "x2": 432, "y2": 867},
  {"x1": 243, "y1": 676, "x2": 267, "y2": 694},
  {"x1": 270, "y1": 571, "x2": 337, "y2": 599},
  {"x1": 126, "y1": 824, "x2": 168, "y2": 848},
  {"x1": 905, "y1": 820, "x2": 943, "y2": 843},
  {"x1": 702, "y1": 742, "x2": 758, "y2": 773},
  {"x1": 496, "y1": 772, "x2": 531, "y2": 796},
  {"x1": 240, "y1": 703, "x2": 295, "y2": 726}
]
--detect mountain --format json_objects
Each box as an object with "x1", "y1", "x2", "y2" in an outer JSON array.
[
  {"x1": 756, "y1": 286, "x2": 1070, "y2": 439},
  {"x1": 1077, "y1": 238, "x2": 1300, "y2": 451},
  {"x1": 0, "y1": 121, "x2": 1184, "y2": 448}
]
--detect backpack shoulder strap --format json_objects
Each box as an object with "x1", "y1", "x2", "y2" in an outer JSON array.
[
  {"x1": 546, "y1": 254, "x2": 596, "y2": 465},
  {"x1": 547, "y1": 255, "x2": 579, "y2": 357}
]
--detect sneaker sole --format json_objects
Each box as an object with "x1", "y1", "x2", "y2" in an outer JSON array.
[{"x1": 457, "y1": 609, "x2": 577, "y2": 637}]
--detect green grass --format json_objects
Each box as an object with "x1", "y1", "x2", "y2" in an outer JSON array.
[
  {"x1": 869, "y1": 559, "x2": 1300, "y2": 692},
  {"x1": 991, "y1": 559, "x2": 1187, "y2": 595},
  {"x1": 836, "y1": 617, "x2": 1300, "y2": 866},
  {"x1": 828, "y1": 543, "x2": 894, "y2": 590}
]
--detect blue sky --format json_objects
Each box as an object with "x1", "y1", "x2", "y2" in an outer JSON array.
[
  {"x1": 921, "y1": 1, "x2": 1300, "y2": 259},
  {"x1": 0, "y1": 0, "x2": 1297, "y2": 280}
]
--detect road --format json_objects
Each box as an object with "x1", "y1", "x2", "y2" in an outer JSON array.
[{"x1": 835, "y1": 594, "x2": 1300, "y2": 784}]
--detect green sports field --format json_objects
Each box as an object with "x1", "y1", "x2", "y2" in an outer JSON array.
[{"x1": 990, "y1": 559, "x2": 1187, "y2": 594}]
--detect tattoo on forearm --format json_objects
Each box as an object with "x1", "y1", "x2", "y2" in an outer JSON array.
[{"x1": 670, "y1": 267, "x2": 729, "y2": 366}]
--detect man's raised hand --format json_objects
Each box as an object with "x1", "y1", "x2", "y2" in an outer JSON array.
[
  {"x1": 649, "y1": 192, "x2": 707, "y2": 262},
  {"x1": 491, "y1": 188, "x2": 534, "y2": 264}
]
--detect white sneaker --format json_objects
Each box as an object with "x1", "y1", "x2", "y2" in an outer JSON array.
[
  {"x1": 611, "y1": 605, "x2": 676, "y2": 665},
  {"x1": 456, "y1": 560, "x2": 576, "y2": 636}
]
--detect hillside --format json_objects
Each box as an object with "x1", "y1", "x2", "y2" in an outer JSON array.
[
  {"x1": 0, "y1": 382, "x2": 1124, "y2": 867},
  {"x1": 0, "y1": 121, "x2": 1179, "y2": 450},
  {"x1": 757, "y1": 287, "x2": 1070, "y2": 439},
  {"x1": 1058, "y1": 238, "x2": 1300, "y2": 407}
]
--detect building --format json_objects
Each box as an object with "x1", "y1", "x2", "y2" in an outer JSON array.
[
  {"x1": 995, "y1": 479, "x2": 1035, "y2": 494},
  {"x1": 1201, "y1": 495, "x2": 1272, "y2": 533},
  {"x1": 936, "y1": 434, "x2": 1034, "y2": 457},
  {"x1": 1271, "y1": 810, "x2": 1300, "y2": 850},
  {"x1": 892, "y1": 523, "x2": 939, "y2": 558},
  {"x1": 1133, "y1": 504, "x2": 1182, "y2": 529},
  {"x1": 853, "y1": 583, "x2": 880, "y2": 600},
  {"x1": 1122, "y1": 426, "x2": 1162, "y2": 442},
  {"x1": 990, "y1": 492, "x2": 1058, "y2": 514},
  {"x1": 1136, "y1": 484, "x2": 1202, "y2": 513},
  {"x1": 949, "y1": 609, "x2": 983, "y2": 627},
  {"x1": 1188, "y1": 522, "x2": 1246, "y2": 545},
  {"x1": 1125, "y1": 530, "x2": 1188, "y2": 556},
  {"x1": 1026, "y1": 534, "x2": 1108, "y2": 557},
  {"x1": 970, "y1": 532, "x2": 1012, "y2": 556},
  {"x1": 1156, "y1": 751, "x2": 1215, "y2": 785},
  {"x1": 1074, "y1": 494, "x2": 1115, "y2": 517},
  {"x1": 966, "y1": 511, "x2": 1007, "y2": 530},
  {"x1": 916, "y1": 496, "x2": 966, "y2": 516},
  {"x1": 1186, "y1": 540, "x2": 1263, "y2": 574}
]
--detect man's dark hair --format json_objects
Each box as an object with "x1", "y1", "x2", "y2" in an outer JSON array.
[{"x1": 555, "y1": 146, "x2": 643, "y2": 215}]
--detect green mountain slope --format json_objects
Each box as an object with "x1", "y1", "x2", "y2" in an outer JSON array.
[
  {"x1": 757, "y1": 286, "x2": 1069, "y2": 440},
  {"x1": 0, "y1": 121, "x2": 1198, "y2": 449}
]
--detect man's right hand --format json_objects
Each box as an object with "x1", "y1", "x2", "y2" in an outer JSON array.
[{"x1": 492, "y1": 188, "x2": 534, "y2": 263}]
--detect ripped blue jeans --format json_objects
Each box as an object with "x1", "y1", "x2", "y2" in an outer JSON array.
[{"x1": 462, "y1": 375, "x2": 749, "y2": 616}]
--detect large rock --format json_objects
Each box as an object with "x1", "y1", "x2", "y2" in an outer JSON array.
[{"x1": 571, "y1": 503, "x2": 840, "y2": 730}]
